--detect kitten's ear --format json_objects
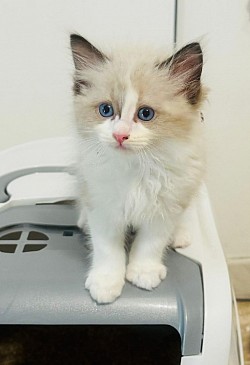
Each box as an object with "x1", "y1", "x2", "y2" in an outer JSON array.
[
  {"x1": 70, "y1": 34, "x2": 107, "y2": 70},
  {"x1": 160, "y1": 43, "x2": 203, "y2": 104}
]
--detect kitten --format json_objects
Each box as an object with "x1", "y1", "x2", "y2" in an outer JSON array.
[{"x1": 70, "y1": 34, "x2": 206, "y2": 304}]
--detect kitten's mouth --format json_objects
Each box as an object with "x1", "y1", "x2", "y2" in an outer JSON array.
[
  {"x1": 115, "y1": 143, "x2": 128, "y2": 150},
  {"x1": 111, "y1": 141, "x2": 132, "y2": 151}
]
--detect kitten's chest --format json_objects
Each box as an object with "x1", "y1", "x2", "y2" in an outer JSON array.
[
  {"x1": 86, "y1": 158, "x2": 139, "y2": 204},
  {"x1": 84, "y1": 154, "x2": 183, "y2": 223},
  {"x1": 124, "y1": 165, "x2": 176, "y2": 223}
]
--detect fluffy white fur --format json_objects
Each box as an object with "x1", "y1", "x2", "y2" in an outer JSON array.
[{"x1": 70, "y1": 36, "x2": 206, "y2": 303}]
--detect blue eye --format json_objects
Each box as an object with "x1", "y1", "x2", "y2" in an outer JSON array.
[
  {"x1": 99, "y1": 103, "x2": 114, "y2": 118},
  {"x1": 138, "y1": 107, "x2": 155, "y2": 121}
]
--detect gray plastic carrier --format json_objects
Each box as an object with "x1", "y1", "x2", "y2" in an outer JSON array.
[{"x1": 0, "y1": 169, "x2": 204, "y2": 357}]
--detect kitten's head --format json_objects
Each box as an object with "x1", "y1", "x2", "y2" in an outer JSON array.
[{"x1": 70, "y1": 34, "x2": 205, "y2": 153}]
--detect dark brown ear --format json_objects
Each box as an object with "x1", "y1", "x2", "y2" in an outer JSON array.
[
  {"x1": 160, "y1": 43, "x2": 203, "y2": 104},
  {"x1": 70, "y1": 34, "x2": 107, "y2": 70}
]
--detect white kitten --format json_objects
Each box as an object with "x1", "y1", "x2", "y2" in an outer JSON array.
[{"x1": 70, "y1": 35, "x2": 206, "y2": 303}]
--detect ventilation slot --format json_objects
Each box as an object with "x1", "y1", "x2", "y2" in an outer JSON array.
[
  {"x1": 0, "y1": 231, "x2": 22, "y2": 240},
  {"x1": 23, "y1": 244, "x2": 47, "y2": 253},
  {"x1": 27, "y1": 231, "x2": 49, "y2": 240},
  {"x1": 0, "y1": 244, "x2": 17, "y2": 253}
]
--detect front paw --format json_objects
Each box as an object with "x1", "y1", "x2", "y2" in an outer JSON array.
[
  {"x1": 85, "y1": 270, "x2": 125, "y2": 304},
  {"x1": 126, "y1": 262, "x2": 167, "y2": 290}
]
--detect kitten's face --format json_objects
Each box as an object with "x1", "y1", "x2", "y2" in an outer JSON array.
[{"x1": 71, "y1": 35, "x2": 204, "y2": 153}]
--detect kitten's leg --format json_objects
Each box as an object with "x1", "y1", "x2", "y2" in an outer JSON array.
[
  {"x1": 126, "y1": 219, "x2": 171, "y2": 290},
  {"x1": 171, "y1": 226, "x2": 191, "y2": 249},
  {"x1": 170, "y1": 200, "x2": 194, "y2": 249},
  {"x1": 85, "y1": 210, "x2": 126, "y2": 304}
]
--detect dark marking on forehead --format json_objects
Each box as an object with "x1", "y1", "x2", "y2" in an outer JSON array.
[
  {"x1": 73, "y1": 79, "x2": 91, "y2": 95},
  {"x1": 109, "y1": 83, "x2": 127, "y2": 117}
]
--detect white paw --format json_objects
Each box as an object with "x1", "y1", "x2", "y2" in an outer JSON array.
[
  {"x1": 172, "y1": 229, "x2": 191, "y2": 249},
  {"x1": 126, "y1": 262, "x2": 167, "y2": 290},
  {"x1": 85, "y1": 270, "x2": 125, "y2": 304}
]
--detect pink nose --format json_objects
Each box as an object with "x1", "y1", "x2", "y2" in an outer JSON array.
[{"x1": 113, "y1": 133, "x2": 130, "y2": 145}]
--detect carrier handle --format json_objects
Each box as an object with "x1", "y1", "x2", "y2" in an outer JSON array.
[
  {"x1": 0, "y1": 137, "x2": 75, "y2": 203},
  {"x1": 0, "y1": 166, "x2": 69, "y2": 203}
]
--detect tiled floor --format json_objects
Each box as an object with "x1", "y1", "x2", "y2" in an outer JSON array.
[{"x1": 237, "y1": 301, "x2": 250, "y2": 365}]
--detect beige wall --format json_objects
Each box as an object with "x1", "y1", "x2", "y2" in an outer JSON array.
[
  {"x1": 177, "y1": 0, "x2": 250, "y2": 259},
  {"x1": 0, "y1": 0, "x2": 174, "y2": 149}
]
